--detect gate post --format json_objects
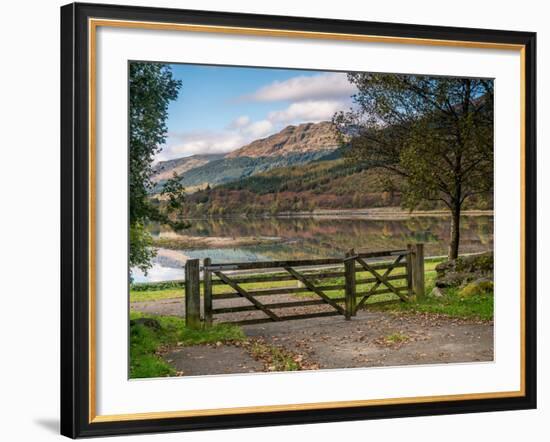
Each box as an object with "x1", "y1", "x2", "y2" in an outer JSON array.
[
  {"x1": 406, "y1": 244, "x2": 414, "y2": 300},
  {"x1": 410, "y1": 243, "x2": 425, "y2": 300},
  {"x1": 344, "y1": 249, "x2": 356, "y2": 319},
  {"x1": 203, "y1": 257, "x2": 213, "y2": 327},
  {"x1": 185, "y1": 258, "x2": 201, "y2": 329}
]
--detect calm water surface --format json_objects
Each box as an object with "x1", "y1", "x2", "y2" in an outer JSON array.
[{"x1": 132, "y1": 215, "x2": 493, "y2": 283}]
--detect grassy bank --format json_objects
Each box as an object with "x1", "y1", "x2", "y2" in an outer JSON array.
[
  {"x1": 129, "y1": 311, "x2": 244, "y2": 378},
  {"x1": 368, "y1": 264, "x2": 493, "y2": 321}
]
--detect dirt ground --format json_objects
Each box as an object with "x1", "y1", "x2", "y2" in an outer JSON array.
[{"x1": 132, "y1": 297, "x2": 493, "y2": 376}]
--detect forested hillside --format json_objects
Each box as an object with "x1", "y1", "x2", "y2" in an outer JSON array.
[{"x1": 150, "y1": 120, "x2": 493, "y2": 218}]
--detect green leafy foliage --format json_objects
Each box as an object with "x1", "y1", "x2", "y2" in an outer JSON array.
[
  {"x1": 129, "y1": 62, "x2": 182, "y2": 274},
  {"x1": 129, "y1": 223, "x2": 156, "y2": 275},
  {"x1": 333, "y1": 74, "x2": 494, "y2": 258}
]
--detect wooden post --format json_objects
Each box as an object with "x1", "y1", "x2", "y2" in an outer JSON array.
[
  {"x1": 411, "y1": 243, "x2": 425, "y2": 299},
  {"x1": 185, "y1": 259, "x2": 201, "y2": 329},
  {"x1": 344, "y1": 249, "x2": 356, "y2": 319},
  {"x1": 203, "y1": 257, "x2": 213, "y2": 327},
  {"x1": 405, "y1": 244, "x2": 414, "y2": 300}
]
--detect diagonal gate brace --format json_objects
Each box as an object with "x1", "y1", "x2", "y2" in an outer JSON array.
[
  {"x1": 355, "y1": 255, "x2": 409, "y2": 307},
  {"x1": 214, "y1": 271, "x2": 280, "y2": 321},
  {"x1": 284, "y1": 267, "x2": 346, "y2": 315}
]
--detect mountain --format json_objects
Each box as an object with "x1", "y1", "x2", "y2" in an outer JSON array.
[
  {"x1": 151, "y1": 121, "x2": 342, "y2": 191},
  {"x1": 226, "y1": 121, "x2": 339, "y2": 158},
  {"x1": 151, "y1": 153, "x2": 224, "y2": 183},
  {"x1": 153, "y1": 150, "x2": 339, "y2": 192}
]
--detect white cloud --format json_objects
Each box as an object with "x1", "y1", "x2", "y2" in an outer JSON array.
[
  {"x1": 228, "y1": 115, "x2": 250, "y2": 129},
  {"x1": 241, "y1": 120, "x2": 274, "y2": 138},
  {"x1": 268, "y1": 100, "x2": 348, "y2": 126},
  {"x1": 160, "y1": 117, "x2": 274, "y2": 160},
  {"x1": 244, "y1": 72, "x2": 356, "y2": 102},
  {"x1": 159, "y1": 131, "x2": 246, "y2": 161}
]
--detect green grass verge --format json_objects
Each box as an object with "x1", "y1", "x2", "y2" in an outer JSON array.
[
  {"x1": 368, "y1": 288, "x2": 493, "y2": 321},
  {"x1": 368, "y1": 264, "x2": 494, "y2": 321},
  {"x1": 131, "y1": 288, "x2": 184, "y2": 302},
  {"x1": 129, "y1": 311, "x2": 245, "y2": 379}
]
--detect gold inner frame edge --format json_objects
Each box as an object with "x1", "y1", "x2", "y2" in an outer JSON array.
[{"x1": 87, "y1": 17, "x2": 527, "y2": 423}]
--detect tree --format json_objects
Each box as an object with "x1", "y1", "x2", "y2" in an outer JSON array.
[
  {"x1": 333, "y1": 73, "x2": 493, "y2": 259},
  {"x1": 160, "y1": 172, "x2": 188, "y2": 219},
  {"x1": 129, "y1": 62, "x2": 182, "y2": 273}
]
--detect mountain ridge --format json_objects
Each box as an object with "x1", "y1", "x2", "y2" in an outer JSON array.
[
  {"x1": 226, "y1": 121, "x2": 339, "y2": 158},
  {"x1": 150, "y1": 121, "x2": 341, "y2": 190}
]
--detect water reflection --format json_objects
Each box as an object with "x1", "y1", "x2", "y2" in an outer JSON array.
[{"x1": 132, "y1": 215, "x2": 493, "y2": 283}]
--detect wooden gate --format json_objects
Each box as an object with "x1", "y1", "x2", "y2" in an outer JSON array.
[{"x1": 184, "y1": 244, "x2": 425, "y2": 328}]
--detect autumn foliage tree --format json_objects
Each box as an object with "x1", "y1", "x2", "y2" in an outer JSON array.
[{"x1": 333, "y1": 74, "x2": 493, "y2": 259}]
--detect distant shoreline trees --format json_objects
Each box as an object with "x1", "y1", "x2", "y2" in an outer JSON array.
[{"x1": 333, "y1": 74, "x2": 494, "y2": 259}]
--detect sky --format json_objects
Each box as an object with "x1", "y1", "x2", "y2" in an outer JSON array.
[{"x1": 158, "y1": 64, "x2": 358, "y2": 162}]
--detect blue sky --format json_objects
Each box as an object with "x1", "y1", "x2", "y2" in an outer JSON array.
[{"x1": 159, "y1": 64, "x2": 357, "y2": 161}]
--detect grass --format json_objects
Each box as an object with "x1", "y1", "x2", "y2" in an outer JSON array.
[
  {"x1": 129, "y1": 311, "x2": 245, "y2": 379},
  {"x1": 131, "y1": 288, "x2": 184, "y2": 302},
  {"x1": 369, "y1": 288, "x2": 493, "y2": 321},
  {"x1": 368, "y1": 263, "x2": 494, "y2": 321},
  {"x1": 130, "y1": 274, "x2": 303, "y2": 302},
  {"x1": 384, "y1": 332, "x2": 409, "y2": 344},
  {"x1": 248, "y1": 340, "x2": 301, "y2": 371}
]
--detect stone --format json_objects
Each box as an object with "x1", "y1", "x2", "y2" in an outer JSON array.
[
  {"x1": 460, "y1": 277, "x2": 494, "y2": 298},
  {"x1": 130, "y1": 317, "x2": 161, "y2": 330},
  {"x1": 435, "y1": 252, "x2": 493, "y2": 289},
  {"x1": 436, "y1": 272, "x2": 475, "y2": 288},
  {"x1": 430, "y1": 287, "x2": 446, "y2": 298}
]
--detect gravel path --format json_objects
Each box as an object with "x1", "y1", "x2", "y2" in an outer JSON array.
[
  {"x1": 242, "y1": 311, "x2": 493, "y2": 369},
  {"x1": 132, "y1": 296, "x2": 493, "y2": 376}
]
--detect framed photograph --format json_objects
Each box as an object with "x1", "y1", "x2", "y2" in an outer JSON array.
[{"x1": 60, "y1": 2, "x2": 536, "y2": 438}]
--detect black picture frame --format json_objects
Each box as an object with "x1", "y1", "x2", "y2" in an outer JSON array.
[{"x1": 60, "y1": 2, "x2": 537, "y2": 438}]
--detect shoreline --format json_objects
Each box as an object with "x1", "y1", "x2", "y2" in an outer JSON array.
[
  {"x1": 275, "y1": 208, "x2": 493, "y2": 220},
  {"x1": 152, "y1": 235, "x2": 283, "y2": 250},
  {"x1": 178, "y1": 208, "x2": 494, "y2": 222}
]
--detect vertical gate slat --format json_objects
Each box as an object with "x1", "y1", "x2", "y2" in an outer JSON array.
[
  {"x1": 406, "y1": 244, "x2": 414, "y2": 299},
  {"x1": 344, "y1": 249, "x2": 357, "y2": 319},
  {"x1": 203, "y1": 257, "x2": 213, "y2": 326},
  {"x1": 184, "y1": 259, "x2": 201, "y2": 329}
]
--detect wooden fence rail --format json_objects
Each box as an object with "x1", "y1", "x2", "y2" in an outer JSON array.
[{"x1": 184, "y1": 244, "x2": 425, "y2": 329}]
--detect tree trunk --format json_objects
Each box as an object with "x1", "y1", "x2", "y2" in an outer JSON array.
[{"x1": 448, "y1": 206, "x2": 461, "y2": 260}]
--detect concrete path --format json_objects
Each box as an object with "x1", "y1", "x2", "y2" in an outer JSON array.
[{"x1": 164, "y1": 345, "x2": 264, "y2": 376}]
